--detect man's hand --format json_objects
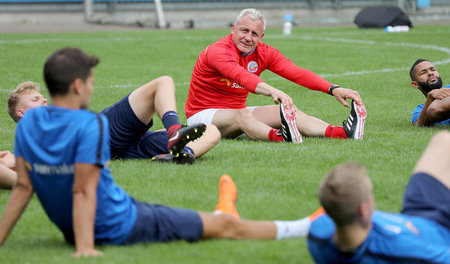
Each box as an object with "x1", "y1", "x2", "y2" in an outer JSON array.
[
  {"x1": 0, "y1": 151, "x2": 15, "y2": 170},
  {"x1": 331, "y1": 87, "x2": 363, "y2": 108},
  {"x1": 270, "y1": 89, "x2": 293, "y2": 108},
  {"x1": 428, "y1": 88, "x2": 450, "y2": 100},
  {"x1": 255, "y1": 82, "x2": 294, "y2": 108},
  {"x1": 72, "y1": 248, "x2": 103, "y2": 258}
]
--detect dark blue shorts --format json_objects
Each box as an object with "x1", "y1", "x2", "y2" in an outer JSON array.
[
  {"x1": 123, "y1": 200, "x2": 203, "y2": 244},
  {"x1": 401, "y1": 172, "x2": 450, "y2": 230},
  {"x1": 100, "y1": 94, "x2": 168, "y2": 159}
]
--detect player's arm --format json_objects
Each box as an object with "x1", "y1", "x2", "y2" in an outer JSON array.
[
  {"x1": 0, "y1": 157, "x2": 34, "y2": 245},
  {"x1": 329, "y1": 86, "x2": 363, "y2": 108},
  {"x1": 255, "y1": 82, "x2": 293, "y2": 108},
  {"x1": 72, "y1": 163, "x2": 102, "y2": 258},
  {"x1": 415, "y1": 95, "x2": 434, "y2": 126},
  {"x1": 268, "y1": 48, "x2": 363, "y2": 107},
  {"x1": 415, "y1": 88, "x2": 450, "y2": 126}
]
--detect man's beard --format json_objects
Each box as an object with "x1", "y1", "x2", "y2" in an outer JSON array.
[{"x1": 418, "y1": 76, "x2": 443, "y2": 94}]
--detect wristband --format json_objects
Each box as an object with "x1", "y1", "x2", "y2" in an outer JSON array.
[{"x1": 328, "y1": 84, "x2": 341, "y2": 95}]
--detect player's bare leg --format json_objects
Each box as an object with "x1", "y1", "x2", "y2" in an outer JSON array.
[
  {"x1": 128, "y1": 76, "x2": 177, "y2": 125},
  {"x1": 212, "y1": 108, "x2": 273, "y2": 140},
  {"x1": 200, "y1": 213, "x2": 277, "y2": 239},
  {"x1": 185, "y1": 124, "x2": 221, "y2": 158},
  {"x1": 199, "y1": 174, "x2": 316, "y2": 240},
  {"x1": 201, "y1": 174, "x2": 276, "y2": 239},
  {"x1": 252, "y1": 105, "x2": 329, "y2": 137},
  {"x1": 413, "y1": 130, "x2": 450, "y2": 189}
]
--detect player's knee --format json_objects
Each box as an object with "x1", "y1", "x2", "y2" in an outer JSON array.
[
  {"x1": 431, "y1": 130, "x2": 450, "y2": 146},
  {"x1": 155, "y1": 76, "x2": 175, "y2": 89},
  {"x1": 237, "y1": 109, "x2": 255, "y2": 126},
  {"x1": 206, "y1": 124, "x2": 221, "y2": 146}
]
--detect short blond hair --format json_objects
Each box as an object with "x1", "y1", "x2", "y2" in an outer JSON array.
[
  {"x1": 319, "y1": 162, "x2": 372, "y2": 227},
  {"x1": 7, "y1": 81, "x2": 41, "y2": 122}
]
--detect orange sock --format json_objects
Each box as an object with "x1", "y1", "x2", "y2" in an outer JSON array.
[
  {"x1": 215, "y1": 175, "x2": 240, "y2": 218},
  {"x1": 325, "y1": 125, "x2": 347, "y2": 139}
]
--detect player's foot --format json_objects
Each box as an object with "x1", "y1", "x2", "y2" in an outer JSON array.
[
  {"x1": 215, "y1": 174, "x2": 240, "y2": 218},
  {"x1": 151, "y1": 150, "x2": 195, "y2": 165},
  {"x1": 343, "y1": 100, "x2": 366, "y2": 139},
  {"x1": 280, "y1": 104, "x2": 303, "y2": 143},
  {"x1": 167, "y1": 123, "x2": 206, "y2": 154}
]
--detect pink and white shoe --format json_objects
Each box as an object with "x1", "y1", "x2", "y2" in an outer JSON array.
[
  {"x1": 280, "y1": 104, "x2": 303, "y2": 143},
  {"x1": 343, "y1": 100, "x2": 366, "y2": 139}
]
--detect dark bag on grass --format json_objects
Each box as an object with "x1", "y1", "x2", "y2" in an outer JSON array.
[{"x1": 354, "y1": 6, "x2": 413, "y2": 28}]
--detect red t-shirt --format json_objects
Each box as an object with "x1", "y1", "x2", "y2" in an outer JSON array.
[{"x1": 185, "y1": 34, "x2": 331, "y2": 118}]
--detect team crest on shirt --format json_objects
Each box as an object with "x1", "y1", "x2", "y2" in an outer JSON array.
[{"x1": 247, "y1": 61, "x2": 258, "y2": 73}]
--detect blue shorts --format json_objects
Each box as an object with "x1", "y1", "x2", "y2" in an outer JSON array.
[
  {"x1": 401, "y1": 172, "x2": 450, "y2": 230},
  {"x1": 123, "y1": 200, "x2": 203, "y2": 244},
  {"x1": 100, "y1": 94, "x2": 168, "y2": 159}
]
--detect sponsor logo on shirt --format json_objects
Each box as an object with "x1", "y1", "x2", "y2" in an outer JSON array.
[
  {"x1": 32, "y1": 162, "x2": 74, "y2": 175},
  {"x1": 247, "y1": 61, "x2": 258, "y2": 73},
  {"x1": 220, "y1": 78, "x2": 231, "y2": 86},
  {"x1": 220, "y1": 78, "x2": 243, "y2": 89}
]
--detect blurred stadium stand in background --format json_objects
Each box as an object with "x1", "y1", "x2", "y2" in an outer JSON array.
[{"x1": 0, "y1": 0, "x2": 449, "y2": 31}]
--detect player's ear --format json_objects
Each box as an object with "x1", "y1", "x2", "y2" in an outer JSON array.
[
  {"x1": 231, "y1": 24, "x2": 235, "y2": 33},
  {"x1": 72, "y1": 78, "x2": 83, "y2": 95},
  {"x1": 357, "y1": 201, "x2": 372, "y2": 227},
  {"x1": 411, "y1": 81, "x2": 419, "y2": 89},
  {"x1": 16, "y1": 108, "x2": 25, "y2": 118}
]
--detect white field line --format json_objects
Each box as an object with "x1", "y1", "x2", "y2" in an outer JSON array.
[{"x1": 0, "y1": 35, "x2": 448, "y2": 88}]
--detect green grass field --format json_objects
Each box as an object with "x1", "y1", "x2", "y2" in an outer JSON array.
[{"x1": 0, "y1": 24, "x2": 449, "y2": 263}]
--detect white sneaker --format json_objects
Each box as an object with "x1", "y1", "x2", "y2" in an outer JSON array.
[
  {"x1": 280, "y1": 104, "x2": 303, "y2": 143},
  {"x1": 343, "y1": 100, "x2": 366, "y2": 139}
]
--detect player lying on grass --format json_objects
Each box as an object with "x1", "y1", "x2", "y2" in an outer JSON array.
[
  {"x1": 6, "y1": 78, "x2": 220, "y2": 165},
  {"x1": 0, "y1": 79, "x2": 219, "y2": 188},
  {"x1": 185, "y1": 8, "x2": 366, "y2": 143},
  {"x1": 0, "y1": 47, "x2": 318, "y2": 257},
  {"x1": 410, "y1": 59, "x2": 450, "y2": 126},
  {"x1": 308, "y1": 131, "x2": 450, "y2": 263}
]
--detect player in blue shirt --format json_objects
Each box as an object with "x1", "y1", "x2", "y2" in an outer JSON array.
[
  {"x1": 409, "y1": 59, "x2": 450, "y2": 126},
  {"x1": 308, "y1": 131, "x2": 450, "y2": 263},
  {"x1": 0, "y1": 47, "x2": 313, "y2": 257}
]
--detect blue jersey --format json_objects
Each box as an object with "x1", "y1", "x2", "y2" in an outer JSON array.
[
  {"x1": 308, "y1": 211, "x2": 450, "y2": 264},
  {"x1": 411, "y1": 85, "x2": 450, "y2": 125},
  {"x1": 15, "y1": 106, "x2": 136, "y2": 245}
]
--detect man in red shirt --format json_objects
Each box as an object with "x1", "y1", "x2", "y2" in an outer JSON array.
[{"x1": 185, "y1": 8, "x2": 366, "y2": 143}]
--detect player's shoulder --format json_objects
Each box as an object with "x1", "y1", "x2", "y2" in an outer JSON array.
[
  {"x1": 210, "y1": 34, "x2": 233, "y2": 50},
  {"x1": 308, "y1": 212, "x2": 335, "y2": 240},
  {"x1": 77, "y1": 110, "x2": 108, "y2": 130},
  {"x1": 257, "y1": 41, "x2": 279, "y2": 53},
  {"x1": 69, "y1": 109, "x2": 105, "y2": 125}
]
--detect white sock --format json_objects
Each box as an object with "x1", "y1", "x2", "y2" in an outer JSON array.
[{"x1": 274, "y1": 217, "x2": 311, "y2": 240}]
